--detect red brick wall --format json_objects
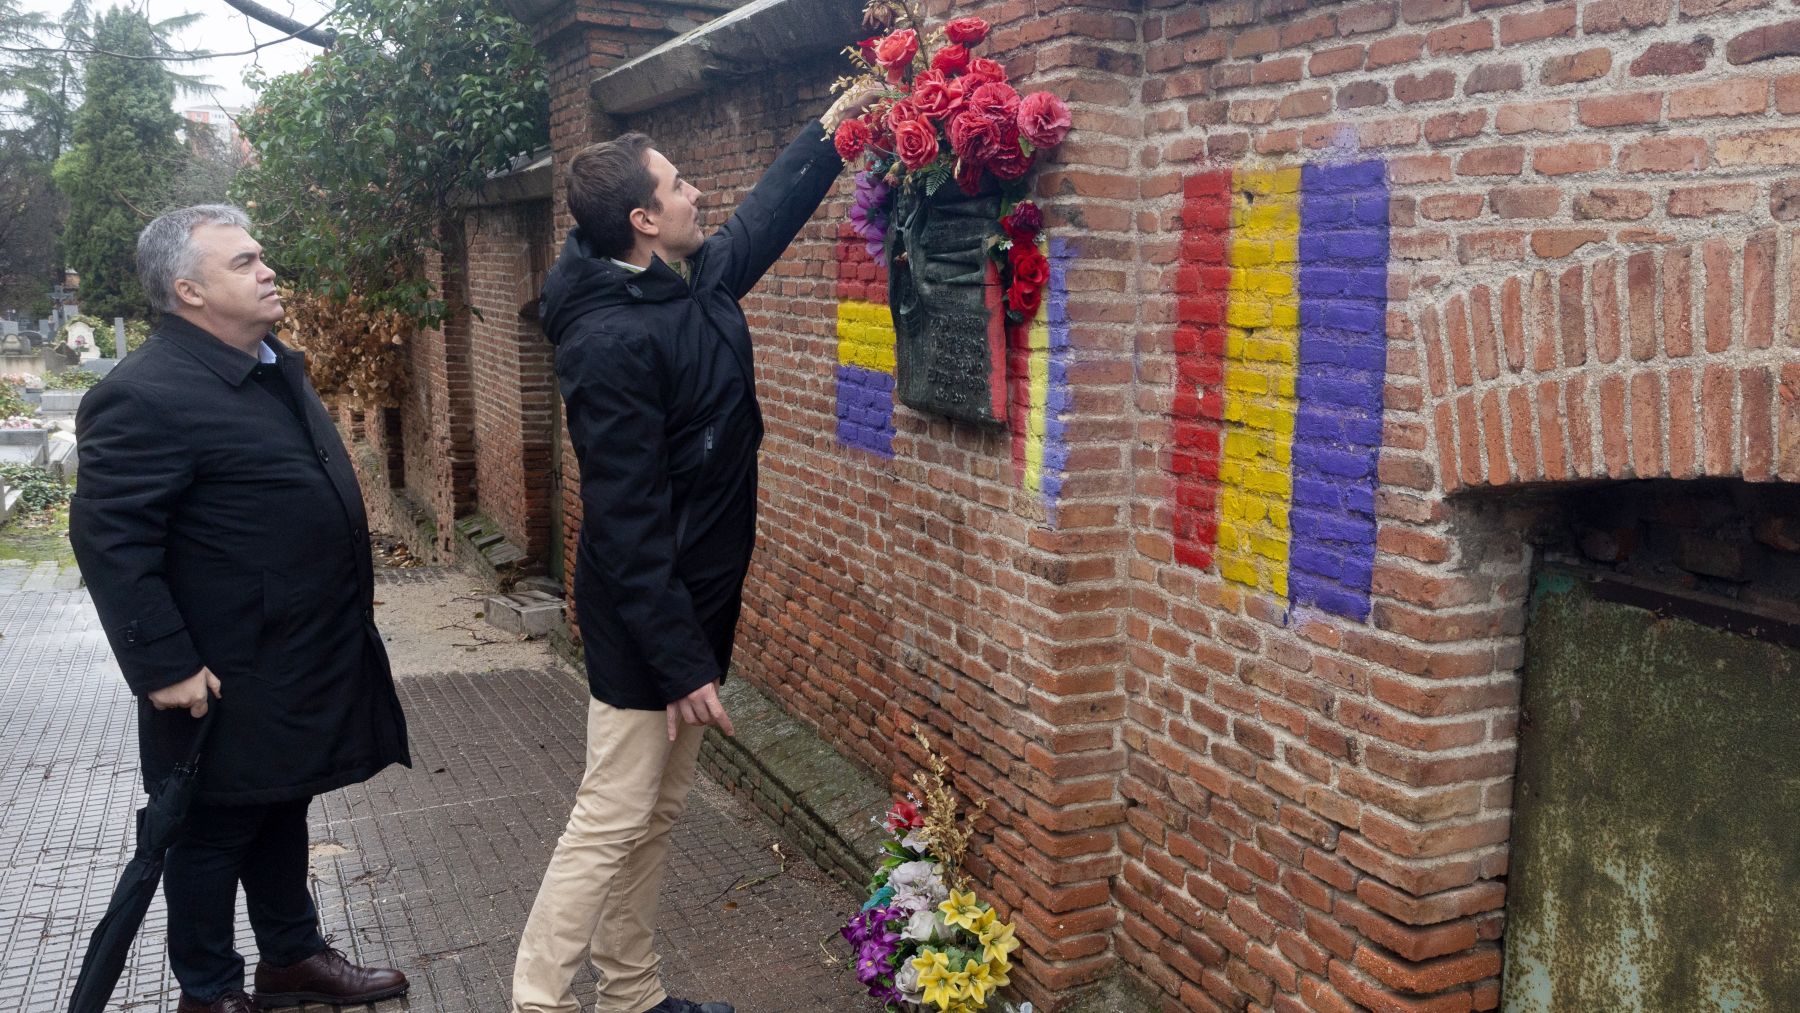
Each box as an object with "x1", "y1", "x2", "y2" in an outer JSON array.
[
  {"x1": 466, "y1": 200, "x2": 559, "y2": 569},
  {"x1": 1123, "y1": 2, "x2": 1799, "y2": 1011},
  {"x1": 355, "y1": 0, "x2": 1800, "y2": 1009}
]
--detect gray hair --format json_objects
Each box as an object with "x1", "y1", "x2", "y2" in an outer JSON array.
[{"x1": 136, "y1": 204, "x2": 254, "y2": 312}]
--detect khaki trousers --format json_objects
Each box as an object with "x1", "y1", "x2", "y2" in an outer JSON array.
[{"x1": 512, "y1": 697, "x2": 704, "y2": 1013}]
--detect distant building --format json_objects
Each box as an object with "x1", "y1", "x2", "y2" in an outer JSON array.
[{"x1": 181, "y1": 105, "x2": 252, "y2": 161}]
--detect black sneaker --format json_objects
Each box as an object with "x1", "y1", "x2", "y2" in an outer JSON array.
[{"x1": 640, "y1": 998, "x2": 734, "y2": 1013}]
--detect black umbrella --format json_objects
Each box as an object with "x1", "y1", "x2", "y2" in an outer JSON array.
[{"x1": 68, "y1": 703, "x2": 217, "y2": 1013}]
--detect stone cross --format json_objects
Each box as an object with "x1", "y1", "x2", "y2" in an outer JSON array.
[{"x1": 114, "y1": 318, "x2": 127, "y2": 356}]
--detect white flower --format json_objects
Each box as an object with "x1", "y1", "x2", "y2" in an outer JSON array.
[
  {"x1": 887, "y1": 860, "x2": 938, "y2": 891},
  {"x1": 901, "y1": 908, "x2": 951, "y2": 943},
  {"x1": 895, "y1": 961, "x2": 922, "y2": 1002},
  {"x1": 900, "y1": 829, "x2": 931, "y2": 852},
  {"x1": 886, "y1": 860, "x2": 948, "y2": 915}
]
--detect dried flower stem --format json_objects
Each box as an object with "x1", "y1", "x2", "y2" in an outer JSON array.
[{"x1": 909, "y1": 725, "x2": 986, "y2": 890}]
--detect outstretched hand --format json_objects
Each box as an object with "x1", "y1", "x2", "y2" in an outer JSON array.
[
  {"x1": 666, "y1": 680, "x2": 734, "y2": 741},
  {"x1": 822, "y1": 80, "x2": 884, "y2": 134},
  {"x1": 147, "y1": 666, "x2": 221, "y2": 718}
]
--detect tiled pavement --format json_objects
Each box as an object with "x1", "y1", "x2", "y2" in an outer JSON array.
[{"x1": 0, "y1": 560, "x2": 877, "y2": 1013}]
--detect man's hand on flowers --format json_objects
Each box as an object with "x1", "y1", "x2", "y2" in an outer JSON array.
[{"x1": 822, "y1": 79, "x2": 885, "y2": 133}]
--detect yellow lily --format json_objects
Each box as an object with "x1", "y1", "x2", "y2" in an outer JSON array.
[
  {"x1": 914, "y1": 949, "x2": 960, "y2": 1011},
  {"x1": 979, "y1": 915, "x2": 1021, "y2": 964},
  {"x1": 962, "y1": 957, "x2": 999, "y2": 1005},
  {"x1": 938, "y1": 889, "x2": 987, "y2": 933}
]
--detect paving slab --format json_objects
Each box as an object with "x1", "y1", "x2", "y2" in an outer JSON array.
[{"x1": 0, "y1": 561, "x2": 876, "y2": 1013}]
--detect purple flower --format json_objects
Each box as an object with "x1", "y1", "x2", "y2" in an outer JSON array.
[{"x1": 849, "y1": 171, "x2": 892, "y2": 264}]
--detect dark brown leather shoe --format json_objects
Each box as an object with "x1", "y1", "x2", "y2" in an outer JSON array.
[
  {"x1": 253, "y1": 947, "x2": 408, "y2": 1007},
  {"x1": 176, "y1": 990, "x2": 258, "y2": 1013}
]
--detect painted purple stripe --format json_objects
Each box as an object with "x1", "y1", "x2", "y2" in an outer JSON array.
[
  {"x1": 1041, "y1": 237, "x2": 1074, "y2": 511},
  {"x1": 1290, "y1": 161, "x2": 1388, "y2": 622},
  {"x1": 835, "y1": 364, "x2": 894, "y2": 457}
]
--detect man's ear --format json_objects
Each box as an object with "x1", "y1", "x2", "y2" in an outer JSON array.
[
  {"x1": 173, "y1": 277, "x2": 205, "y2": 310},
  {"x1": 629, "y1": 205, "x2": 659, "y2": 239}
]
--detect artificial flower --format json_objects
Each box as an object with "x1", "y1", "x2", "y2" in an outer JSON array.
[
  {"x1": 987, "y1": 125, "x2": 1031, "y2": 181},
  {"x1": 947, "y1": 109, "x2": 1001, "y2": 163},
  {"x1": 910, "y1": 70, "x2": 964, "y2": 120},
  {"x1": 1002, "y1": 200, "x2": 1043, "y2": 241},
  {"x1": 944, "y1": 16, "x2": 990, "y2": 45},
  {"x1": 966, "y1": 56, "x2": 1008, "y2": 84},
  {"x1": 902, "y1": 906, "x2": 952, "y2": 942},
  {"x1": 1017, "y1": 91, "x2": 1072, "y2": 148},
  {"x1": 939, "y1": 889, "x2": 987, "y2": 932},
  {"x1": 978, "y1": 916, "x2": 1021, "y2": 964},
  {"x1": 967, "y1": 81, "x2": 1021, "y2": 124},
  {"x1": 893, "y1": 116, "x2": 940, "y2": 170},
  {"x1": 884, "y1": 798, "x2": 925, "y2": 832},
  {"x1": 962, "y1": 956, "x2": 1002, "y2": 1005},
  {"x1": 913, "y1": 949, "x2": 963, "y2": 1010},
  {"x1": 930, "y1": 44, "x2": 970, "y2": 74},
  {"x1": 1009, "y1": 242, "x2": 1049, "y2": 289},
  {"x1": 834, "y1": 118, "x2": 873, "y2": 160},
  {"x1": 874, "y1": 28, "x2": 919, "y2": 71}
]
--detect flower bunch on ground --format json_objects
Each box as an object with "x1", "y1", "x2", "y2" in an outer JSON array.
[
  {"x1": 842, "y1": 729, "x2": 1026, "y2": 1012},
  {"x1": 831, "y1": 0, "x2": 1070, "y2": 321}
]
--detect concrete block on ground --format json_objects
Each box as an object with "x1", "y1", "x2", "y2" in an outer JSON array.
[{"x1": 483, "y1": 589, "x2": 564, "y2": 636}]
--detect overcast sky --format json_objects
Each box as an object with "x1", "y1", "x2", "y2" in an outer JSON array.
[{"x1": 23, "y1": 0, "x2": 331, "y2": 109}]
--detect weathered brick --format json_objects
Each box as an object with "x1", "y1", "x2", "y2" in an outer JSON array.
[
  {"x1": 1457, "y1": 145, "x2": 1526, "y2": 176},
  {"x1": 1495, "y1": 100, "x2": 1571, "y2": 134},
  {"x1": 1669, "y1": 182, "x2": 1759, "y2": 216},
  {"x1": 1541, "y1": 47, "x2": 1611, "y2": 85},
  {"x1": 1669, "y1": 78, "x2": 1769, "y2": 119},
  {"x1": 1533, "y1": 141, "x2": 1611, "y2": 175},
  {"x1": 1629, "y1": 37, "x2": 1715, "y2": 77},
  {"x1": 1500, "y1": 3, "x2": 1577, "y2": 45},
  {"x1": 1583, "y1": 0, "x2": 1673, "y2": 33},
  {"x1": 1575, "y1": 187, "x2": 1653, "y2": 220},
  {"x1": 1578, "y1": 91, "x2": 1663, "y2": 127},
  {"x1": 1726, "y1": 20, "x2": 1800, "y2": 65}
]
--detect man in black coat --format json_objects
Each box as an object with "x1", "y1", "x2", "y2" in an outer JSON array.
[
  {"x1": 70, "y1": 205, "x2": 411, "y2": 1013},
  {"x1": 512, "y1": 88, "x2": 875, "y2": 1013}
]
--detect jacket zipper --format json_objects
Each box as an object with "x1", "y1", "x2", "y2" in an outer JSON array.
[{"x1": 703, "y1": 425, "x2": 714, "y2": 464}]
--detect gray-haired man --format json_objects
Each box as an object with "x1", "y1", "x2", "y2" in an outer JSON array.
[{"x1": 71, "y1": 205, "x2": 411, "y2": 1012}]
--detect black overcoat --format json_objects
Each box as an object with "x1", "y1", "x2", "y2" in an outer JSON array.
[
  {"x1": 70, "y1": 316, "x2": 410, "y2": 805},
  {"x1": 541, "y1": 121, "x2": 843, "y2": 710}
]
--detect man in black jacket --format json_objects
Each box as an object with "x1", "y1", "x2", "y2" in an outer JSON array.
[
  {"x1": 71, "y1": 205, "x2": 411, "y2": 1013},
  {"x1": 513, "y1": 89, "x2": 875, "y2": 1013}
]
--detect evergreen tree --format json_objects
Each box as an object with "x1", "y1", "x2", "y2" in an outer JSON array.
[{"x1": 55, "y1": 7, "x2": 179, "y2": 320}]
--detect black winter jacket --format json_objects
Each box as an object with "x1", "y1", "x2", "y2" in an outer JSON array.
[
  {"x1": 70, "y1": 317, "x2": 410, "y2": 804},
  {"x1": 542, "y1": 121, "x2": 843, "y2": 709}
]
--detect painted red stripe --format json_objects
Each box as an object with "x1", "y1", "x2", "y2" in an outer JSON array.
[{"x1": 1171, "y1": 170, "x2": 1231, "y2": 569}]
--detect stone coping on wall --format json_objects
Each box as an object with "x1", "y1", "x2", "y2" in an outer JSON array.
[
  {"x1": 698, "y1": 675, "x2": 890, "y2": 892},
  {"x1": 587, "y1": 0, "x2": 864, "y2": 116}
]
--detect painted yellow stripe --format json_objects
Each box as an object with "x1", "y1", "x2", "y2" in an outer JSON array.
[
  {"x1": 1216, "y1": 168, "x2": 1301, "y2": 598},
  {"x1": 1023, "y1": 281, "x2": 1051, "y2": 494},
  {"x1": 836, "y1": 300, "x2": 896, "y2": 374}
]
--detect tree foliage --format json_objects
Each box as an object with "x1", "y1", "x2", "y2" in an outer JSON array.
[
  {"x1": 54, "y1": 6, "x2": 182, "y2": 321},
  {"x1": 233, "y1": 0, "x2": 548, "y2": 327}
]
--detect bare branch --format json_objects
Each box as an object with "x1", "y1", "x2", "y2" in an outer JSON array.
[{"x1": 218, "y1": 0, "x2": 337, "y2": 49}]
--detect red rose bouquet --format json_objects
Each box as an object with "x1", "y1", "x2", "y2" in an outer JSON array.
[{"x1": 832, "y1": 0, "x2": 1071, "y2": 323}]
